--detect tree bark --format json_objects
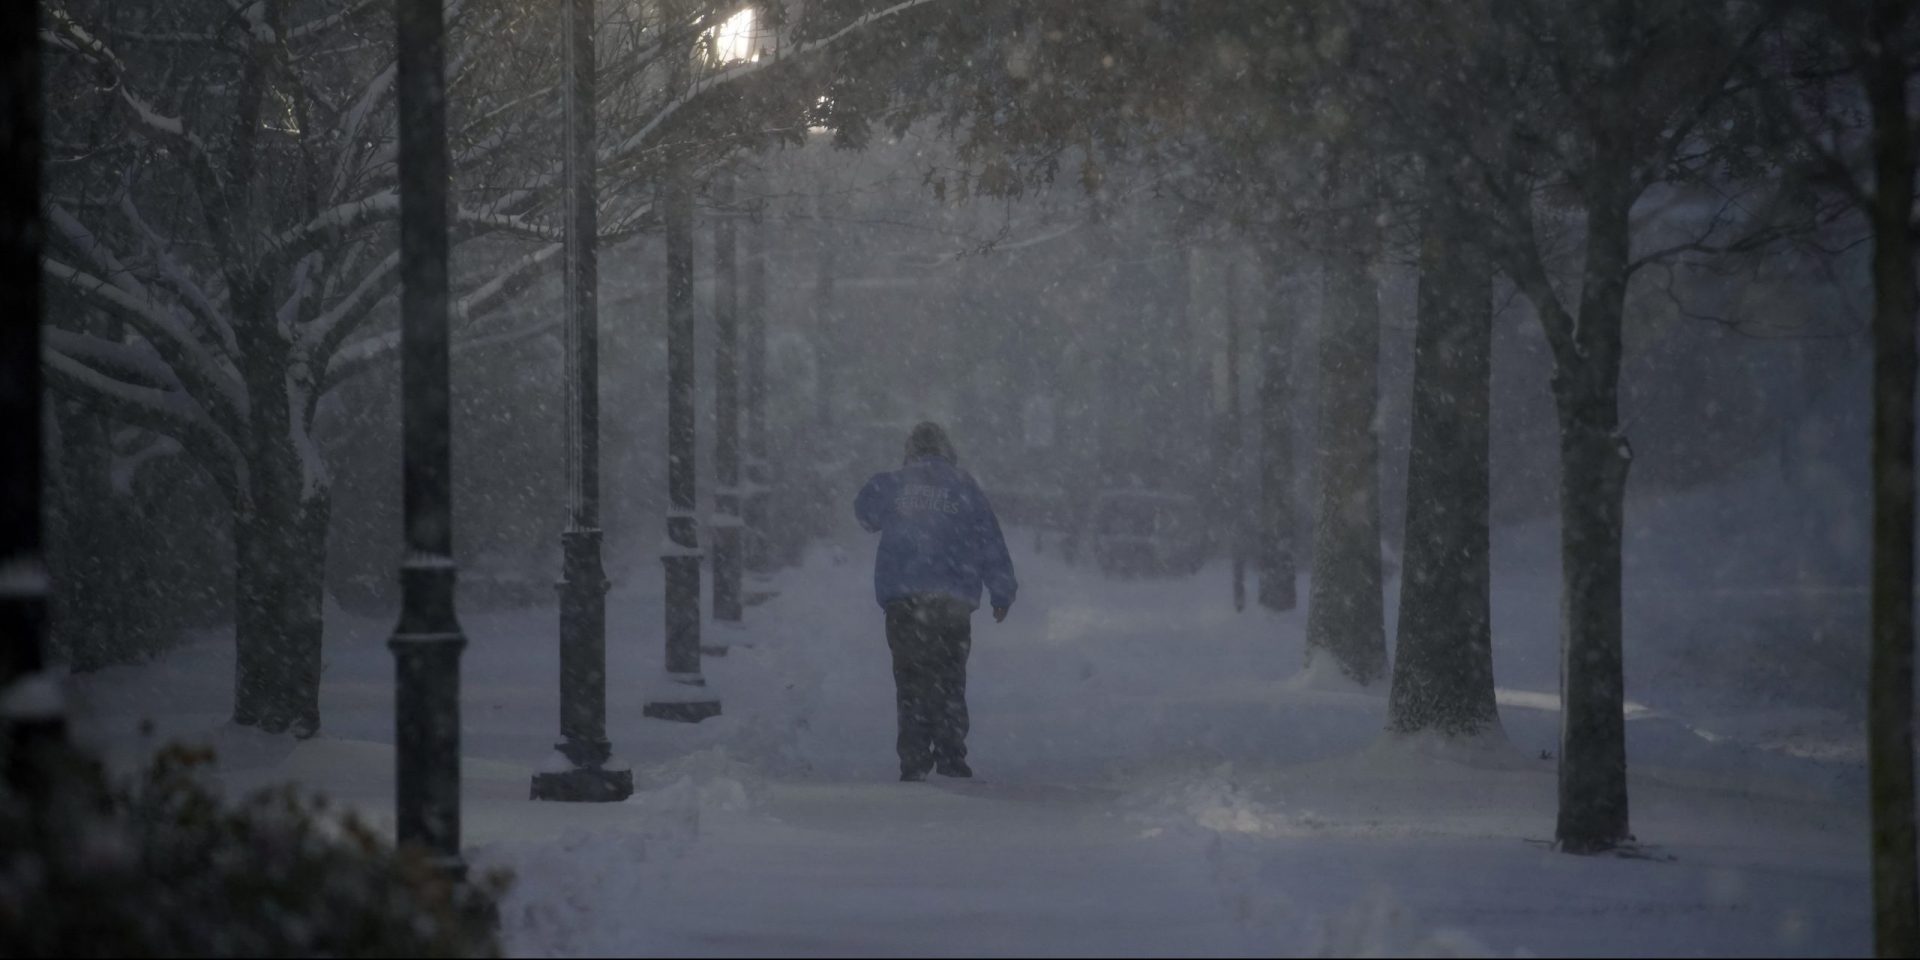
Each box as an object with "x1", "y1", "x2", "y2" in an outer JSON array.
[
  {"x1": 1389, "y1": 198, "x2": 1497, "y2": 736},
  {"x1": 232, "y1": 334, "x2": 331, "y2": 737},
  {"x1": 1864, "y1": 6, "x2": 1919, "y2": 949},
  {"x1": 231, "y1": 438, "x2": 331, "y2": 738},
  {"x1": 46, "y1": 403, "x2": 138, "y2": 672},
  {"x1": 1257, "y1": 246, "x2": 1298, "y2": 612},
  {"x1": 1551, "y1": 176, "x2": 1634, "y2": 854},
  {"x1": 47, "y1": 406, "x2": 104, "y2": 670},
  {"x1": 1304, "y1": 202, "x2": 1386, "y2": 685},
  {"x1": 1221, "y1": 256, "x2": 1247, "y2": 610}
]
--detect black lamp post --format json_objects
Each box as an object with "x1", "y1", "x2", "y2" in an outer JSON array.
[
  {"x1": 389, "y1": 0, "x2": 468, "y2": 875},
  {"x1": 710, "y1": 171, "x2": 744, "y2": 630},
  {"x1": 1, "y1": 0, "x2": 65, "y2": 803},
  {"x1": 813, "y1": 234, "x2": 836, "y2": 432},
  {"x1": 742, "y1": 188, "x2": 772, "y2": 574},
  {"x1": 644, "y1": 162, "x2": 720, "y2": 723},
  {"x1": 533, "y1": 0, "x2": 632, "y2": 802}
]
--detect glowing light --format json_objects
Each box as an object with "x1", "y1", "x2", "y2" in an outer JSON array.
[
  {"x1": 809, "y1": 94, "x2": 831, "y2": 135},
  {"x1": 709, "y1": 8, "x2": 757, "y2": 64}
]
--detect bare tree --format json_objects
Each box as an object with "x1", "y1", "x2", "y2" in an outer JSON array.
[
  {"x1": 1304, "y1": 162, "x2": 1388, "y2": 685},
  {"x1": 1388, "y1": 161, "x2": 1497, "y2": 737},
  {"x1": 1444, "y1": 1, "x2": 1768, "y2": 852},
  {"x1": 37, "y1": 0, "x2": 941, "y2": 735},
  {"x1": 1753, "y1": 1, "x2": 1919, "y2": 950}
]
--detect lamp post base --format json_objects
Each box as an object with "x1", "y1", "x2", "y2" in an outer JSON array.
[
  {"x1": 643, "y1": 673, "x2": 722, "y2": 723},
  {"x1": 706, "y1": 617, "x2": 754, "y2": 653},
  {"x1": 530, "y1": 764, "x2": 634, "y2": 802},
  {"x1": 642, "y1": 699, "x2": 723, "y2": 723}
]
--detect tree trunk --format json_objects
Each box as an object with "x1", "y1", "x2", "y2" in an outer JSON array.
[
  {"x1": 1389, "y1": 200, "x2": 1496, "y2": 735},
  {"x1": 1552, "y1": 388, "x2": 1630, "y2": 851},
  {"x1": 1257, "y1": 246, "x2": 1298, "y2": 612},
  {"x1": 1304, "y1": 206, "x2": 1386, "y2": 685},
  {"x1": 232, "y1": 494, "x2": 330, "y2": 736},
  {"x1": 1551, "y1": 181, "x2": 1634, "y2": 854},
  {"x1": 232, "y1": 380, "x2": 331, "y2": 738},
  {"x1": 1864, "y1": 13, "x2": 1919, "y2": 951},
  {"x1": 47, "y1": 403, "x2": 126, "y2": 672},
  {"x1": 1224, "y1": 257, "x2": 1247, "y2": 609}
]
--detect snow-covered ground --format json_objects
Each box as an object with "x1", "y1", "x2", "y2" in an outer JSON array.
[{"x1": 68, "y1": 466, "x2": 1873, "y2": 957}]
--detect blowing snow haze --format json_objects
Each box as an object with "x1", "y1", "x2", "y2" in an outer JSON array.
[{"x1": 3, "y1": 1, "x2": 1917, "y2": 957}]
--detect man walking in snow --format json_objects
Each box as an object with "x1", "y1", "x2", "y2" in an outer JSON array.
[{"x1": 855, "y1": 422, "x2": 1018, "y2": 782}]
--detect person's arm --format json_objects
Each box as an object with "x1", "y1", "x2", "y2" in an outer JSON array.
[
  {"x1": 854, "y1": 473, "x2": 892, "y2": 533},
  {"x1": 969, "y1": 480, "x2": 1017, "y2": 617}
]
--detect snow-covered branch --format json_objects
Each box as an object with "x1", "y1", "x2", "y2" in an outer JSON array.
[
  {"x1": 46, "y1": 327, "x2": 180, "y2": 393},
  {"x1": 455, "y1": 207, "x2": 565, "y2": 243},
  {"x1": 265, "y1": 190, "x2": 400, "y2": 260},
  {"x1": 275, "y1": 252, "x2": 325, "y2": 332},
  {"x1": 117, "y1": 193, "x2": 238, "y2": 359},
  {"x1": 453, "y1": 241, "x2": 564, "y2": 325},
  {"x1": 287, "y1": 0, "x2": 383, "y2": 44},
  {"x1": 328, "y1": 61, "x2": 398, "y2": 204},
  {"x1": 44, "y1": 348, "x2": 202, "y2": 433},
  {"x1": 44, "y1": 7, "x2": 222, "y2": 183},
  {"x1": 321, "y1": 240, "x2": 565, "y2": 392},
  {"x1": 267, "y1": 188, "x2": 574, "y2": 264},
  {"x1": 302, "y1": 249, "x2": 401, "y2": 370},
  {"x1": 42, "y1": 237, "x2": 248, "y2": 434},
  {"x1": 42, "y1": 346, "x2": 242, "y2": 504}
]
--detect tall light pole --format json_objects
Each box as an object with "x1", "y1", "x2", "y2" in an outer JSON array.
[
  {"x1": 643, "y1": 161, "x2": 720, "y2": 723},
  {"x1": 742, "y1": 183, "x2": 772, "y2": 574},
  {"x1": 532, "y1": 0, "x2": 632, "y2": 802},
  {"x1": 813, "y1": 231, "x2": 836, "y2": 432},
  {"x1": 1, "y1": 0, "x2": 66, "y2": 807},
  {"x1": 390, "y1": 0, "x2": 468, "y2": 875},
  {"x1": 810, "y1": 205, "x2": 837, "y2": 548},
  {"x1": 710, "y1": 171, "x2": 744, "y2": 629}
]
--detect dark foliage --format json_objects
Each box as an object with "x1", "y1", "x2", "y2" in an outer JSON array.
[{"x1": 0, "y1": 744, "x2": 505, "y2": 958}]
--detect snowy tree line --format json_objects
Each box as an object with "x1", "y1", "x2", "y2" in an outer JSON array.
[
  {"x1": 34, "y1": 0, "x2": 926, "y2": 735},
  {"x1": 803, "y1": 0, "x2": 1911, "y2": 895}
]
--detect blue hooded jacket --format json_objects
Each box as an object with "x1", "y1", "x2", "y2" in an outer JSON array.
[{"x1": 855, "y1": 456, "x2": 1018, "y2": 612}]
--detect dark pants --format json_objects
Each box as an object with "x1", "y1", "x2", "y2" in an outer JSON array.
[{"x1": 884, "y1": 595, "x2": 973, "y2": 774}]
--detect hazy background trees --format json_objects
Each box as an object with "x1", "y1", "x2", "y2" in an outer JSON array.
[{"x1": 32, "y1": 2, "x2": 1907, "y2": 908}]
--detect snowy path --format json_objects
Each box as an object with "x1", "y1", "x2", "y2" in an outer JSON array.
[
  {"x1": 72, "y1": 530, "x2": 1874, "y2": 956},
  {"x1": 616, "y1": 781, "x2": 1248, "y2": 957}
]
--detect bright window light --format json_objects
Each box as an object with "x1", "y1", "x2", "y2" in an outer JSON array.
[{"x1": 709, "y1": 8, "x2": 757, "y2": 64}]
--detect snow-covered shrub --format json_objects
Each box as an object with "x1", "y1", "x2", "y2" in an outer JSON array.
[{"x1": 0, "y1": 743, "x2": 504, "y2": 957}]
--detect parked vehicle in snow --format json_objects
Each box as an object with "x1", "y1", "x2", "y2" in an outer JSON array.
[{"x1": 1087, "y1": 487, "x2": 1210, "y2": 577}]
